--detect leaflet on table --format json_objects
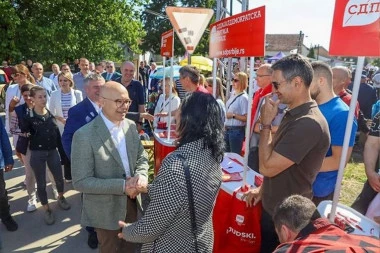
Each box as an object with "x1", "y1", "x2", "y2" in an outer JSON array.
[{"x1": 221, "y1": 157, "x2": 244, "y2": 173}]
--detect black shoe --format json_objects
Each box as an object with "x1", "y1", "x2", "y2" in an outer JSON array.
[
  {"x1": 88, "y1": 231, "x2": 98, "y2": 249},
  {"x1": 2, "y1": 216, "x2": 18, "y2": 231}
]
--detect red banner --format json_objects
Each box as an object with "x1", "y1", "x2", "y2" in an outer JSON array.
[
  {"x1": 209, "y1": 6, "x2": 265, "y2": 58},
  {"x1": 330, "y1": 0, "x2": 380, "y2": 56},
  {"x1": 160, "y1": 29, "x2": 173, "y2": 57}
]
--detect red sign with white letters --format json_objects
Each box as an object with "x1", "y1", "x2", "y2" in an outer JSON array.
[
  {"x1": 209, "y1": 6, "x2": 265, "y2": 58},
  {"x1": 160, "y1": 29, "x2": 173, "y2": 57},
  {"x1": 330, "y1": 0, "x2": 380, "y2": 56}
]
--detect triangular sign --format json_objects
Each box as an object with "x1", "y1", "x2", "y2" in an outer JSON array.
[{"x1": 166, "y1": 7, "x2": 214, "y2": 54}]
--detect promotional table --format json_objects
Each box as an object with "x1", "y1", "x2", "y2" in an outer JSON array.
[
  {"x1": 213, "y1": 152, "x2": 263, "y2": 253},
  {"x1": 153, "y1": 128, "x2": 176, "y2": 175}
]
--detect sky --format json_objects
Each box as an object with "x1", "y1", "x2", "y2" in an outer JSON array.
[{"x1": 230, "y1": 0, "x2": 336, "y2": 49}]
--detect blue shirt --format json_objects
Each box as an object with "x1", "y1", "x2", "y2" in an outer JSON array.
[
  {"x1": 73, "y1": 72, "x2": 89, "y2": 98},
  {"x1": 348, "y1": 82, "x2": 378, "y2": 119},
  {"x1": 35, "y1": 76, "x2": 57, "y2": 104},
  {"x1": 313, "y1": 97, "x2": 358, "y2": 197}
]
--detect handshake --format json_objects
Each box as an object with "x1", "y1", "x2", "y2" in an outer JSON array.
[{"x1": 124, "y1": 175, "x2": 148, "y2": 199}]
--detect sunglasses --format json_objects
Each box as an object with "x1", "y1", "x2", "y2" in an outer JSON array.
[
  {"x1": 11, "y1": 73, "x2": 21, "y2": 78},
  {"x1": 106, "y1": 66, "x2": 114, "y2": 68},
  {"x1": 232, "y1": 78, "x2": 239, "y2": 82}
]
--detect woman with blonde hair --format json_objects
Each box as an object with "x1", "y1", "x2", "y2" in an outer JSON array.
[
  {"x1": 154, "y1": 77, "x2": 180, "y2": 128},
  {"x1": 49, "y1": 71, "x2": 82, "y2": 182},
  {"x1": 206, "y1": 77, "x2": 226, "y2": 123},
  {"x1": 224, "y1": 72, "x2": 249, "y2": 154}
]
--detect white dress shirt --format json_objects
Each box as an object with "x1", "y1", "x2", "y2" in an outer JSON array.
[{"x1": 100, "y1": 112, "x2": 130, "y2": 178}]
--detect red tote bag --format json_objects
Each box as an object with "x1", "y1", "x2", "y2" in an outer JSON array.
[{"x1": 213, "y1": 188, "x2": 262, "y2": 253}]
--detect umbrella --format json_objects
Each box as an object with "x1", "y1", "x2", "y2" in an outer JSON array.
[
  {"x1": 150, "y1": 65, "x2": 181, "y2": 79},
  {"x1": 267, "y1": 51, "x2": 286, "y2": 61},
  {"x1": 180, "y1": 56, "x2": 213, "y2": 72}
]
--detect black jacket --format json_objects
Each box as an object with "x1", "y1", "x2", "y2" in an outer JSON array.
[{"x1": 21, "y1": 108, "x2": 61, "y2": 150}]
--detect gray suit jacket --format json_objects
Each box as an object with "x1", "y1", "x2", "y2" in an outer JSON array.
[{"x1": 71, "y1": 115, "x2": 149, "y2": 230}]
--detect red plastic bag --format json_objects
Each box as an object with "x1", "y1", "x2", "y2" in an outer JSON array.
[{"x1": 213, "y1": 188, "x2": 262, "y2": 253}]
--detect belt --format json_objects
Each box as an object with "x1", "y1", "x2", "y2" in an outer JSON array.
[{"x1": 225, "y1": 126, "x2": 245, "y2": 130}]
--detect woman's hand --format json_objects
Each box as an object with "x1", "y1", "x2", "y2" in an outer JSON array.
[
  {"x1": 117, "y1": 221, "x2": 130, "y2": 239},
  {"x1": 242, "y1": 186, "x2": 262, "y2": 207}
]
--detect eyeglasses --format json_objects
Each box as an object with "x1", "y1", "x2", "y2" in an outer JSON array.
[
  {"x1": 101, "y1": 96, "x2": 132, "y2": 107},
  {"x1": 256, "y1": 74, "x2": 271, "y2": 78},
  {"x1": 106, "y1": 66, "x2": 114, "y2": 68},
  {"x1": 232, "y1": 78, "x2": 239, "y2": 82},
  {"x1": 272, "y1": 80, "x2": 288, "y2": 90}
]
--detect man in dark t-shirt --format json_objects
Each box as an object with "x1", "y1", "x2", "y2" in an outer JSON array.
[
  {"x1": 243, "y1": 54, "x2": 330, "y2": 253},
  {"x1": 115, "y1": 61, "x2": 145, "y2": 114}
]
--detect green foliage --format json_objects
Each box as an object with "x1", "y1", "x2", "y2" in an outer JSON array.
[
  {"x1": 307, "y1": 46, "x2": 315, "y2": 59},
  {"x1": 3, "y1": 0, "x2": 147, "y2": 65},
  {"x1": 372, "y1": 58, "x2": 380, "y2": 68},
  {"x1": 0, "y1": 0, "x2": 22, "y2": 61},
  {"x1": 141, "y1": 0, "x2": 216, "y2": 57}
]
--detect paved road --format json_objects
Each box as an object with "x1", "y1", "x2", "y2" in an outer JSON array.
[{"x1": 1, "y1": 148, "x2": 95, "y2": 253}]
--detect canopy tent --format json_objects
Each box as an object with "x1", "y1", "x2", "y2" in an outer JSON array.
[
  {"x1": 180, "y1": 56, "x2": 213, "y2": 72},
  {"x1": 267, "y1": 51, "x2": 286, "y2": 61},
  {"x1": 149, "y1": 65, "x2": 181, "y2": 79}
]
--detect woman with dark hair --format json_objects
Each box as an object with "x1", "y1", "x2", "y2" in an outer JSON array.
[{"x1": 119, "y1": 92, "x2": 224, "y2": 252}]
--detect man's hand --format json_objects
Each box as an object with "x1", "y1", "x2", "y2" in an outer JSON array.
[
  {"x1": 140, "y1": 112, "x2": 154, "y2": 122},
  {"x1": 260, "y1": 94, "x2": 280, "y2": 125},
  {"x1": 242, "y1": 186, "x2": 262, "y2": 207},
  {"x1": 117, "y1": 220, "x2": 130, "y2": 239},
  {"x1": 367, "y1": 171, "x2": 380, "y2": 192},
  {"x1": 4, "y1": 164, "x2": 13, "y2": 172},
  {"x1": 125, "y1": 175, "x2": 148, "y2": 198}
]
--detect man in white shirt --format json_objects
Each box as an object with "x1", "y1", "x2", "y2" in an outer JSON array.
[
  {"x1": 49, "y1": 63, "x2": 60, "y2": 86},
  {"x1": 71, "y1": 81, "x2": 149, "y2": 253}
]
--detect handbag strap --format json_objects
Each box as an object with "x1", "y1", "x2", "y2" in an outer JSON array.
[{"x1": 176, "y1": 153, "x2": 199, "y2": 252}]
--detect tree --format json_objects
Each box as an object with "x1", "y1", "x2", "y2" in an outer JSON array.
[
  {"x1": 307, "y1": 46, "x2": 315, "y2": 59},
  {"x1": 7, "y1": 0, "x2": 147, "y2": 65},
  {"x1": 0, "y1": 0, "x2": 21, "y2": 62},
  {"x1": 141, "y1": 0, "x2": 216, "y2": 57},
  {"x1": 371, "y1": 58, "x2": 380, "y2": 68}
]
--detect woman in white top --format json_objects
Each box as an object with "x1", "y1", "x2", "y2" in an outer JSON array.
[
  {"x1": 224, "y1": 72, "x2": 249, "y2": 154},
  {"x1": 205, "y1": 77, "x2": 226, "y2": 124},
  {"x1": 154, "y1": 78, "x2": 181, "y2": 128},
  {"x1": 49, "y1": 72, "x2": 82, "y2": 182}
]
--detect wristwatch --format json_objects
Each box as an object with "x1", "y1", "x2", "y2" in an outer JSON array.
[
  {"x1": 232, "y1": 113, "x2": 236, "y2": 119},
  {"x1": 259, "y1": 124, "x2": 271, "y2": 131}
]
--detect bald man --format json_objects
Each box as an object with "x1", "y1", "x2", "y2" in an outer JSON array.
[
  {"x1": 71, "y1": 81, "x2": 149, "y2": 253},
  {"x1": 32, "y1": 62, "x2": 57, "y2": 105}
]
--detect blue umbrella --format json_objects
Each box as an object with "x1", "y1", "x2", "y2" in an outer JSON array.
[{"x1": 150, "y1": 65, "x2": 181, "y2": 79}]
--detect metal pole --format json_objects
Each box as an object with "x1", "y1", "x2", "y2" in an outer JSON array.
[
  {"x1": 329, "y1": 56, "x2": 365, "y2": 223},
  {"x1": 243, "y1": 57, "x2": 255, "y2": 187}
]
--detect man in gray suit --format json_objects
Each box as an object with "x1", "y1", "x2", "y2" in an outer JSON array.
[{"x1": 71, "y1": 81, "x2": 149, "y2": 253}]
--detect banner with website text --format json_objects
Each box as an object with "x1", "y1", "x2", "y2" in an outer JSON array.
[
  {"x1": 209, "y1": 6, "x2": 265, "y2": 58},
  {"x1": 330, "y1": 0, "x2": 380, "y2": 56},
  {"x1": 160, "y1": 29, "x2": 174, "y2": 57}
]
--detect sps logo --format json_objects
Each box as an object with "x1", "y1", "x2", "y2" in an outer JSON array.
[{"x1": 343, "y1": 0, "x2": 380, "y2": 27}]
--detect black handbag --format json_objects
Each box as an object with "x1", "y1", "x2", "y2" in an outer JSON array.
[{"x1": 16, "y1": 135, "x2": 29, "y2": 155}]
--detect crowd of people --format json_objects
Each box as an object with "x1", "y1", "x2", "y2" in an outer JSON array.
[{"x1": 0, "y1": 54, "x2": 379, "y2": 252}]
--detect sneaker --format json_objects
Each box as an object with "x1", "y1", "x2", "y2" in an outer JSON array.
[
  {"x1": 44, "y1": 210, "x2": 55, "y2": 225},
  {"x1": 65, "y1": 179, "x2": 72, "y2": 183},
  {"x1": 27, "y1": 203, "x2": 37, "y2": 212},
  {"x1": 57, "y1": 196, "x2": 71, "y2": 210},
  {"x1": 2, "y1": 216, "x2": 18, "y2": 231}
]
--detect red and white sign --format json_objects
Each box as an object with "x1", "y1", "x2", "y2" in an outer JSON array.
[
  {"x1": 166, "y1": 7, "x2": 214, "y2": 54},
  {"x1": 160, "y1": 29, "x2": 173, "y2": 57},
  {"x1": 330, "y1": 0, "x2": 380, "y2": 56},
  {"x1": 209, "y1": 6, "x2": 265, "y2": 58}
]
